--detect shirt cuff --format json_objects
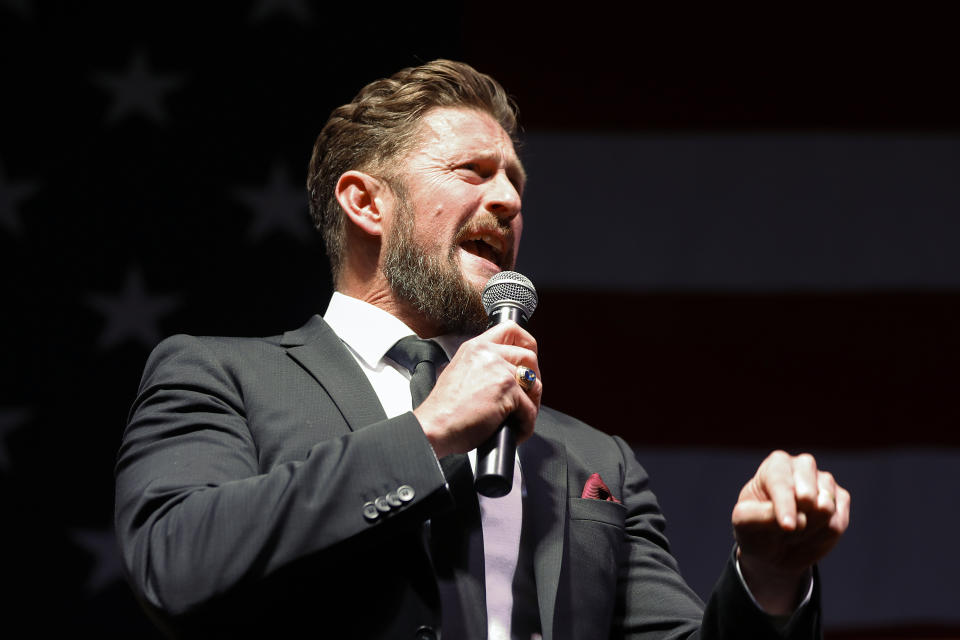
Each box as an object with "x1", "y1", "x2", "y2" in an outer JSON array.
[{"x1": 734, "y1": 556, "x2": 814, "y2": 628}]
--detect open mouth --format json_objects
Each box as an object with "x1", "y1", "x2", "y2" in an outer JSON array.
[{"x1": 459, "y1": 232, "x2": 506, "y2": 269}]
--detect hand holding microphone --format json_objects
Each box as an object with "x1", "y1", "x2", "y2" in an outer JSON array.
[{"x1": 412, "y1": 271, "x2": 540, "y2": 497}]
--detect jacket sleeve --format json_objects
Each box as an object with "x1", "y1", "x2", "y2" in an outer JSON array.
[
  {"x1": 114, "y1": 334, "x2": 450, "y2": 617},
  {"x1": 610, "y1": 435, "x2": 822, "y2": 640}
]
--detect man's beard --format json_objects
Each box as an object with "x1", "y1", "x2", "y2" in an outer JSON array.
[{"x1": 382, "y1": 199, "x2": 491, "y2": 336}]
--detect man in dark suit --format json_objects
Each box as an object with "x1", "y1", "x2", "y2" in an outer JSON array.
[{"x1": 115, "y1": 60, "x2": 850, "y2": 639}]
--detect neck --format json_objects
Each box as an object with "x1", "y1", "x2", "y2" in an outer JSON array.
[{"x1": 336, "y1": 282, "x2": 445, "y2": 338}]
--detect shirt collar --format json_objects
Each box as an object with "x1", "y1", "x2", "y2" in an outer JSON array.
[{"x1": 323, "y1": 292, "x2": 470, "y2": 367}]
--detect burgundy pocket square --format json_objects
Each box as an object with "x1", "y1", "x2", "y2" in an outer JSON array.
[{"x1": 581, "y1": 473, "x2": 621, "y2": 504}]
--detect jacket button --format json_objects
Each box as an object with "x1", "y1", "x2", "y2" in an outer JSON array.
[
  {"x1": 386, "y1": 491, "x2": 402, "y2": 507},
  {"x1": 362, "y1": 501, "x2": 379, "y2": 522},
  {"x1": 374, "y1": 496, "x2": 391, "y2": 513},
  {"x1": 397, "y1": 485, "x2": 415, "y2": 502},
  {"x1": 414, "y1": 625, "x2": 436, "y2": 640}
]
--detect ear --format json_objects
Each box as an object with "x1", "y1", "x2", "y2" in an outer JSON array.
[{"x1": 334, "y1": 170, "x2": 392, "y2": 237}]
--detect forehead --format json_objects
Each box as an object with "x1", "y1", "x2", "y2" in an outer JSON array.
[{"x1": 410, "y1": 107, "x2": 525, "y2": 181}]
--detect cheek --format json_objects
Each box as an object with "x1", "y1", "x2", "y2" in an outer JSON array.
[
  {"x1": 423, "y1": 201, "x2": 465, "y2": 237},
  {"x1": 413, "y1": 219, "x2": 460, "y2": 256},
  {"x1": 406, "y1": 202, "x2": 450, "y2": 243},
  {"x1": 512, "y1": 219, "x2": 523, "y2": 258}
]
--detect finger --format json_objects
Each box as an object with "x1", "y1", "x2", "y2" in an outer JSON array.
[
  {"x1": 816, "y1": 471, "x2": 838, "y2": 513},
  {"x1": 493, "y1": 344, "x2": 540, "y2": 371},
  {"x1": 506, "y1": 365, "x2": 541, "y2": 442},
  {"x1": 460, "y1": 341, "x2": 542, "y2": 415},
  {"x1": 731, "y1": 499, "x2": 812, "y2": 542},
  {"x1": 828, "y1": 485, "x2": 851, "y2": 534},
  {"x1": 793, "y1": 473, "x2": 837, "y2": 537},
  {"x1": 483, "y1": 320, "x2": 537, "y2": 352},
  {"x1": 514, "y1": 365, "x2": 542, "y2": 398},
  {"x1": 510, "y1": 391, "x2": 539, "y2": 443},
  {"x1": 510, "y1": 359, "x2": 542, "y2": 403},
  {"x1": 792, "y1": 453, "x2": 819, "y2": 511},
  {"x1": 492, "y1": 346, "x2": 542, "y2": 395},
  {"x1": 759, "y1": 451, "x2": 800, "y2": 531},
  {"x1": 511, "y1": 370, "x2": 542, "y2": 416},
  {"x1": 732, "y1": 499, "x2": 776, "y2": 529}
]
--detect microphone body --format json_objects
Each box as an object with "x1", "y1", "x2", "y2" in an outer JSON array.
[{"x1": 475, "y1": 272, "x2": 538, "y2": 498}]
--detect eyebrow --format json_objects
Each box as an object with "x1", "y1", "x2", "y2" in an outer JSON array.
[{"x1": 458, "y1": 148, "x2": 527, "y2": 193}]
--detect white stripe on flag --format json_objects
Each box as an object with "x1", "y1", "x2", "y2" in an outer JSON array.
[{"x1": 634, "y1": 447, "x2": 960, "y2": 627}]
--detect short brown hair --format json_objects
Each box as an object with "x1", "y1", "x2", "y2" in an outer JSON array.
[{"x1": 306, "y1": 59, "x2": 519, "y2": 282}]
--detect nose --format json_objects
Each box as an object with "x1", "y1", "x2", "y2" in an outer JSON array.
[{"x1": 484, "y1": 171, "x2": 522, "y2": 222}]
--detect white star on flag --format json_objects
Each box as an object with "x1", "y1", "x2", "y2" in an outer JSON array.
[
  {"x1": 0, "y1": 161, "x2": 38, "y2": 236},
  {"x1": 249, "y1": 0, "x2": 313, "y2": 23},
  {"x1": 93, "y1": 52, "x2": 184, "y2": 125},
  {"x1": 234, "y1": 164, "x2": 312, "y2": 242},
  {"x1": 86, "y1": 269, "x2": 180, "y2": 350}
]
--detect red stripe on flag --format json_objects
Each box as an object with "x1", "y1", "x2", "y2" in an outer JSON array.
[{"x1": 531, "y1": 290, "x2": 960, "y2": 449}]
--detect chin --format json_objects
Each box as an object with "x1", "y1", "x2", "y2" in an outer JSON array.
[
  {"x1": 456, "y1": 252, "x2": 499, "y2": 290},
  {"x1": 462, "y1": 267, "x2": 497, "y2": 293}
]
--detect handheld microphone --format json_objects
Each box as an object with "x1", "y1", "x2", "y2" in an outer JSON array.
[{"x1": 475, "y1": 271, "x2": 538, "y2": 498}]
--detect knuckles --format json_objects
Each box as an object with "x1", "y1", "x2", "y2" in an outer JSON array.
[
  {"x1": 795, "y1": 452, "x2": 817, "y2": 469},
  {"x1": 768, "y1": 449, "x2": 791, "y2": 462}
]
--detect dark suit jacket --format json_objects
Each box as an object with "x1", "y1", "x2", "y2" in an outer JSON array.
[{"x1": 115, "y1": 315, "x2": 821, "y2": 639}]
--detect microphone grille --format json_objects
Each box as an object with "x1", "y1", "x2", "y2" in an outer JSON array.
[{"x1": 482, "y1": 271, "x2": 538, "y2": 319}]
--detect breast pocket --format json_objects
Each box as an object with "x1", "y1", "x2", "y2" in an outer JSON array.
[
  {"x1": 569, "y1": 497, "x2": 626, "y2": 527},
  {"x1": 568, "y1": 497, "x2": 626, "y2": 579},
  {"x1": 565, "y1": 497, "x2": 627, "y2": 633}
]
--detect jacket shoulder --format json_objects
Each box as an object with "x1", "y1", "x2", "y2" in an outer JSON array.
[
  {"x1": 137, "y1": 316, "x2": 333, "y2": 393},
  {"x1": 151, "y1": 332, "x2": 284, "y2": 356},
  {"x1": 145, "y1": 314, "x2": 330, "y2": 367},
  {"x1": 143, "y1": 332, "x2": 284, "y2": 374}
]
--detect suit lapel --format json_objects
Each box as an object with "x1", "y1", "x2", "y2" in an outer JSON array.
[
  {"x1": 281, "y1": 315, "x2": 387, "y2": 430},
  {"x1": 519, "y1": 419, "x2": 568, "y2": 640}
]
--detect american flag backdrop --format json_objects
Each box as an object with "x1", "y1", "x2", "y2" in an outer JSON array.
[{"x1": 2, "y1": 3, "x2": 959, "y2": 637}]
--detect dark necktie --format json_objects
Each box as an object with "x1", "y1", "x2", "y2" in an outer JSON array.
[
  {"x1": 387, "y1": 336, "x2": 448, "y2": 409},
  {"x1": 386, "y1": 336, "x2": 487, "y2": 640}
]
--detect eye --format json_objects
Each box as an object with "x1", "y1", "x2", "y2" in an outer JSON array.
[{"x1": 455, "y1": 160, "x2": 496, "y2": 180}]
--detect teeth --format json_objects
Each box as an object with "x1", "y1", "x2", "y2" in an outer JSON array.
[
  {"x1": 460, "y1": 235, "x2": 503, "y2": 265},
  {"x1": 459, "y1": 230, "x2": 507, "y2": 266},
  {"x1": 478, "y1": 234, "x2": 503, "y2": 253}
]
